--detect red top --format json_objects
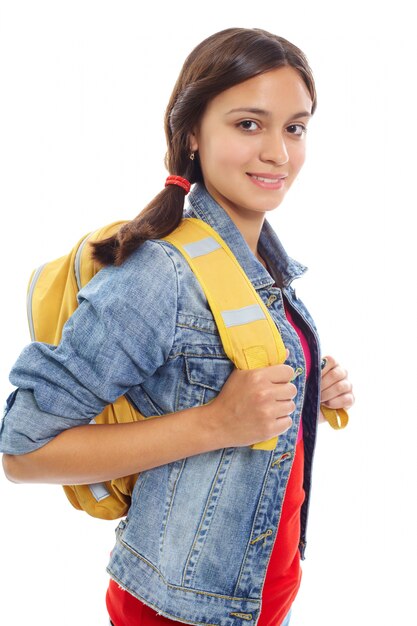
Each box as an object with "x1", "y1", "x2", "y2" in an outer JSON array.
[{"x1": 107, "y1": 296, "x2": 311, "y2": 626}]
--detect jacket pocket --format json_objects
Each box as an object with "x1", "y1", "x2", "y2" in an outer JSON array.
[{"x1": 175, "y1": 347, "x2": 234, "y2": 411}]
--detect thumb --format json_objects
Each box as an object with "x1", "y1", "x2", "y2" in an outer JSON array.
[{"x1": 285, "y1": 348, "x2": 290, "y2": 361}]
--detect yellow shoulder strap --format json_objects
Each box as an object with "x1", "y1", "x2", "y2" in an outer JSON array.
[
  {"x1": 320, "y1": 406, "x2": 349, "y2": 429},
  {"x1": 164, "y1": 218, "x2": 287, "y2": 368},
  {"x1": 164, "y1": 218, "x2": 348, "y2": 449}
]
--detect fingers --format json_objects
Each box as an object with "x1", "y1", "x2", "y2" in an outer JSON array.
[
  {"x1": 321, "y1": 359, "x2": 348, "y2": 392},
  {"x1": 273, "y1": 416, "x2": 293, "y2": 437},
  {"x1": 321, "y1": 393, "x2": 355, "y2": 410},
  {"x1": 320, "y1": 354, "x2": 355, "y2": 410},
  {"x1": 267, "y1": 363, "x2": 295, "y2": 384},
  {"x1": 321, "y1": 377, "x2": 352, "y2": 401}
]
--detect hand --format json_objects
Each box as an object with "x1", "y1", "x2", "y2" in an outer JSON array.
[
  {"x1": 208, "y1": 356, "x2": 297, "y2": 448},
  {"x1": 319, "y1": 355, "x2": 354, "y2": 423}
]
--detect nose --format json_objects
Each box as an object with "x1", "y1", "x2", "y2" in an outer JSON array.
[{"x1": 260, "y1": 131, "x2": 289, "y2": 165}]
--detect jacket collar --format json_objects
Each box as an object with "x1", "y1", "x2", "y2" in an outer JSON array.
[{"x1": 184, "y1": 182, "x2": 308, "y2": 290}]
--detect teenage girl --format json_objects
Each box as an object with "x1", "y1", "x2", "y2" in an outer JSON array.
[{"x1": 1, "y1": 27, "x2": 354, "y2": 626}]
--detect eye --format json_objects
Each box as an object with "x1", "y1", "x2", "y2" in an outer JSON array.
[
  {"x1": 237, "y1": 120, "x2": 260, "y2": 132},
  {"x1": 287, "y1": 124, "x2": 307, "y2": 137}
]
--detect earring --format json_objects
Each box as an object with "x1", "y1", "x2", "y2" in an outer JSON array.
[{"x1": 189, "y1": 152, "x2": 195, "y2": 161}]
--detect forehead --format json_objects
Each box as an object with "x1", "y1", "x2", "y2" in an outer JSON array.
[{"x1": 207, "y1": 66, "x2": 312, "y2": 116}]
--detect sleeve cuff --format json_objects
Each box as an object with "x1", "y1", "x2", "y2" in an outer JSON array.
[{"x1": 0, "y1": 388, "x2": 90, "y2": 455}]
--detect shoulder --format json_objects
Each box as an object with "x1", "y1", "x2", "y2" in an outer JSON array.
[
  {"x1": 77, "y1": 239, "x2": 182, "y2": 313},
  {"x1": 118, "y1": 238, "x2": 179, "y2": 274},
  {"x1": 122, "y1": 238, "x2": 196, "y2": 286}
]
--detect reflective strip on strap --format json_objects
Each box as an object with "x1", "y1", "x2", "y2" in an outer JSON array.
[
  {"x1": 221, "y1": 304, "x2": 266, "y2": 328},
  {"x1": 182, "y1": 236, "x2": 221, "y2": 258},
  {"x1": 88, "y1": 483, "x2": 111, "y2": 502}
]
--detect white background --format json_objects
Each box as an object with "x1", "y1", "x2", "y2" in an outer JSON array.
[{"x1": 0, "y1": 1, "x2": 415, "y2": 625}]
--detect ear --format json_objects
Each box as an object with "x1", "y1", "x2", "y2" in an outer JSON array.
[{"x1": 188, "y1": 129, "x2": 199, "y2": 152}]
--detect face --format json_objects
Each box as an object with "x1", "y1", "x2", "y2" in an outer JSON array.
[{"x1": 189, "y1": 66, "x2": 313, "y2": 222}]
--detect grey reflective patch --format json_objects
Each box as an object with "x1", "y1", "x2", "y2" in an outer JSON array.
[
  {"x1": 89, "y1": 482, "x2": 111, "y2": 501},
  {"x1": 183, "y1": 237, "x2": 221, "y2": 258},
  {"x1": 221, "y1": 304, "x2": 266, "y2": 327}
]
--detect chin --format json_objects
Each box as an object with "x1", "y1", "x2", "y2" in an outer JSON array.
[{"x1": 263, "y1": 196, "x2": 286, "y2": 212}]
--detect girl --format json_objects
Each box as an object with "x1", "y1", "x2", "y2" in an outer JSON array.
[{"x1": 1, "y1": 27, "x2": 354, "y2": 626}]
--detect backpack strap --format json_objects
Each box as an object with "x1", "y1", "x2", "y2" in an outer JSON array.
[
  {"x1": 164, "y1": 218, "x2": 287, "y2": 366},
  {"x1": 320, "y1": 406, "x2": 349, "y2": 429},
  {"x1": 165, "y1": 218, "x2": 284, "y2": 451},
  {"x1": 164, "y1": 218, "x2": 348, "y2": 449}
]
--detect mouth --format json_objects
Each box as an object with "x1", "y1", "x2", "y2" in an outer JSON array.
[{"x1": 247, "y1": 173, "x2": 287, "y2": 189}]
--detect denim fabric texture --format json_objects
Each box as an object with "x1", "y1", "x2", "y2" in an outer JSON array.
[{"x1": 0, "y1": 183, "x2": 321, "y2": 626}]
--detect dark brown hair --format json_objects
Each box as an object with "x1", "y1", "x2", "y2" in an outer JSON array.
[{"x1": 91, "y1": 27, "x2": 317, "y2": 266}]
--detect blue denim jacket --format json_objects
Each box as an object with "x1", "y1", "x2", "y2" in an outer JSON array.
[{"x1": 0, "y1": 183, "x2": 321, "y2": 625}]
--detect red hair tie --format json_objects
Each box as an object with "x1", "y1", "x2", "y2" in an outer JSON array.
[{"x1": 165, "y1": 175, "x2": 191, "y2": 194}]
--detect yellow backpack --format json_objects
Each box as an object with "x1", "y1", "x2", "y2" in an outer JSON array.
[{"x1": 27, "y1": 218, "x2": 348, "y2": 520}]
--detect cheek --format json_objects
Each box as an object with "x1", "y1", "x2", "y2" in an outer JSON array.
[
  {"x1": 289, "y1": 145, "x2": 307, "y2": 174},
  {"x1": 201, "y1": 133, "x2": 252, "y2": 172}
]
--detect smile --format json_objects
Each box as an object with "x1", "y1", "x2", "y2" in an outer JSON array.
[
  {"x1": 251, "y1": 175, "x2": 282, "y2": 183},
  {"x1": 247, "y1": 173, "x2": 286, "y2": 190}
]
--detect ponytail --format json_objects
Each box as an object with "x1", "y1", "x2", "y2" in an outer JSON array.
[
  {"x1": 91, "y1": 184, "x2": 184, "y2": 267},
  {"x1": 91, "y1": 159, "x2": 200, "y2": 266}
]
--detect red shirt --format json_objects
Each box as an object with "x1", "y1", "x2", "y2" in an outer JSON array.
[{"x1": 107, "y1": 297, "x2": 311, "y2": 626}]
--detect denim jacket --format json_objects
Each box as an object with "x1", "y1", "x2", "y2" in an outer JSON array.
[{"x1": 0, "y1": 183, "x2": 321, "y2": 625}]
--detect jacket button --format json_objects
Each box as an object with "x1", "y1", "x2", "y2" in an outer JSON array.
[{"x1": 272, "y1": 451, "x2": 292, "y2": 469}]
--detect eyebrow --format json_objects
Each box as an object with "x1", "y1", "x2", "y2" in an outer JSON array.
[{"x1": 225, "y1": 107, "x2": 312, "y2": 119}]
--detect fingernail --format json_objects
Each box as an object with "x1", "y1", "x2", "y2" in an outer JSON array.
[{"x1": 321, "y1": 358, "x2": 327, "y2": 370}]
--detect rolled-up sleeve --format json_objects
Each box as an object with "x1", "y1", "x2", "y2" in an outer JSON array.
[{"x1": 0, "y1": 240, "x2": 178, "y2": 455}]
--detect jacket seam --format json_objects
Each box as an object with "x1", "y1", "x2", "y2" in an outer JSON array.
[
  {"x1": 160, "y1": 458, "x2": 187, "y2": 560},
  {"x1": 107, "y1": 572, "x2": 219, "y2": 626},
  {"x1": 233, "y1": 455, "x2": 273, "y2": 596},
  {"x1": 181, "y1": 448, "x2": 235, "y2": 588},
  {"x1": 112, "y1": 541, "x2": 258, "y2": 602},
  {"x1": 151, "y1": 240, "x2": 180, "y2": 360},
  {"x1": 176, "y1": 322, "x2": 219, "y2": 336},
  {"x1": 168, "y1": 349, "x2": 228, "y2": 360}
]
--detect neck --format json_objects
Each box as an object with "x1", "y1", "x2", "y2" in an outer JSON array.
[
  {"x1": 201, "y1": 182, "x2": 270, "y2": 269},
  {"x1": 204, "y1": 186, "x2": 265, "y2": 260}
]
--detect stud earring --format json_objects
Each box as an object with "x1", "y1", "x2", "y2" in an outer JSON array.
[{"x1": 189, "y1": 152, "x2": 195, "y2": 161}]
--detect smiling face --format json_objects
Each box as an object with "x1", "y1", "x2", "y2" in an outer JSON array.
[{"x1": 189, "y1": 66, "x2": 313, "y2": 224}]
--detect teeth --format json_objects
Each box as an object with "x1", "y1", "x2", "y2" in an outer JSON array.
[{"x1": 251, "y1": 175, "x2": 281, "y2": 183}]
